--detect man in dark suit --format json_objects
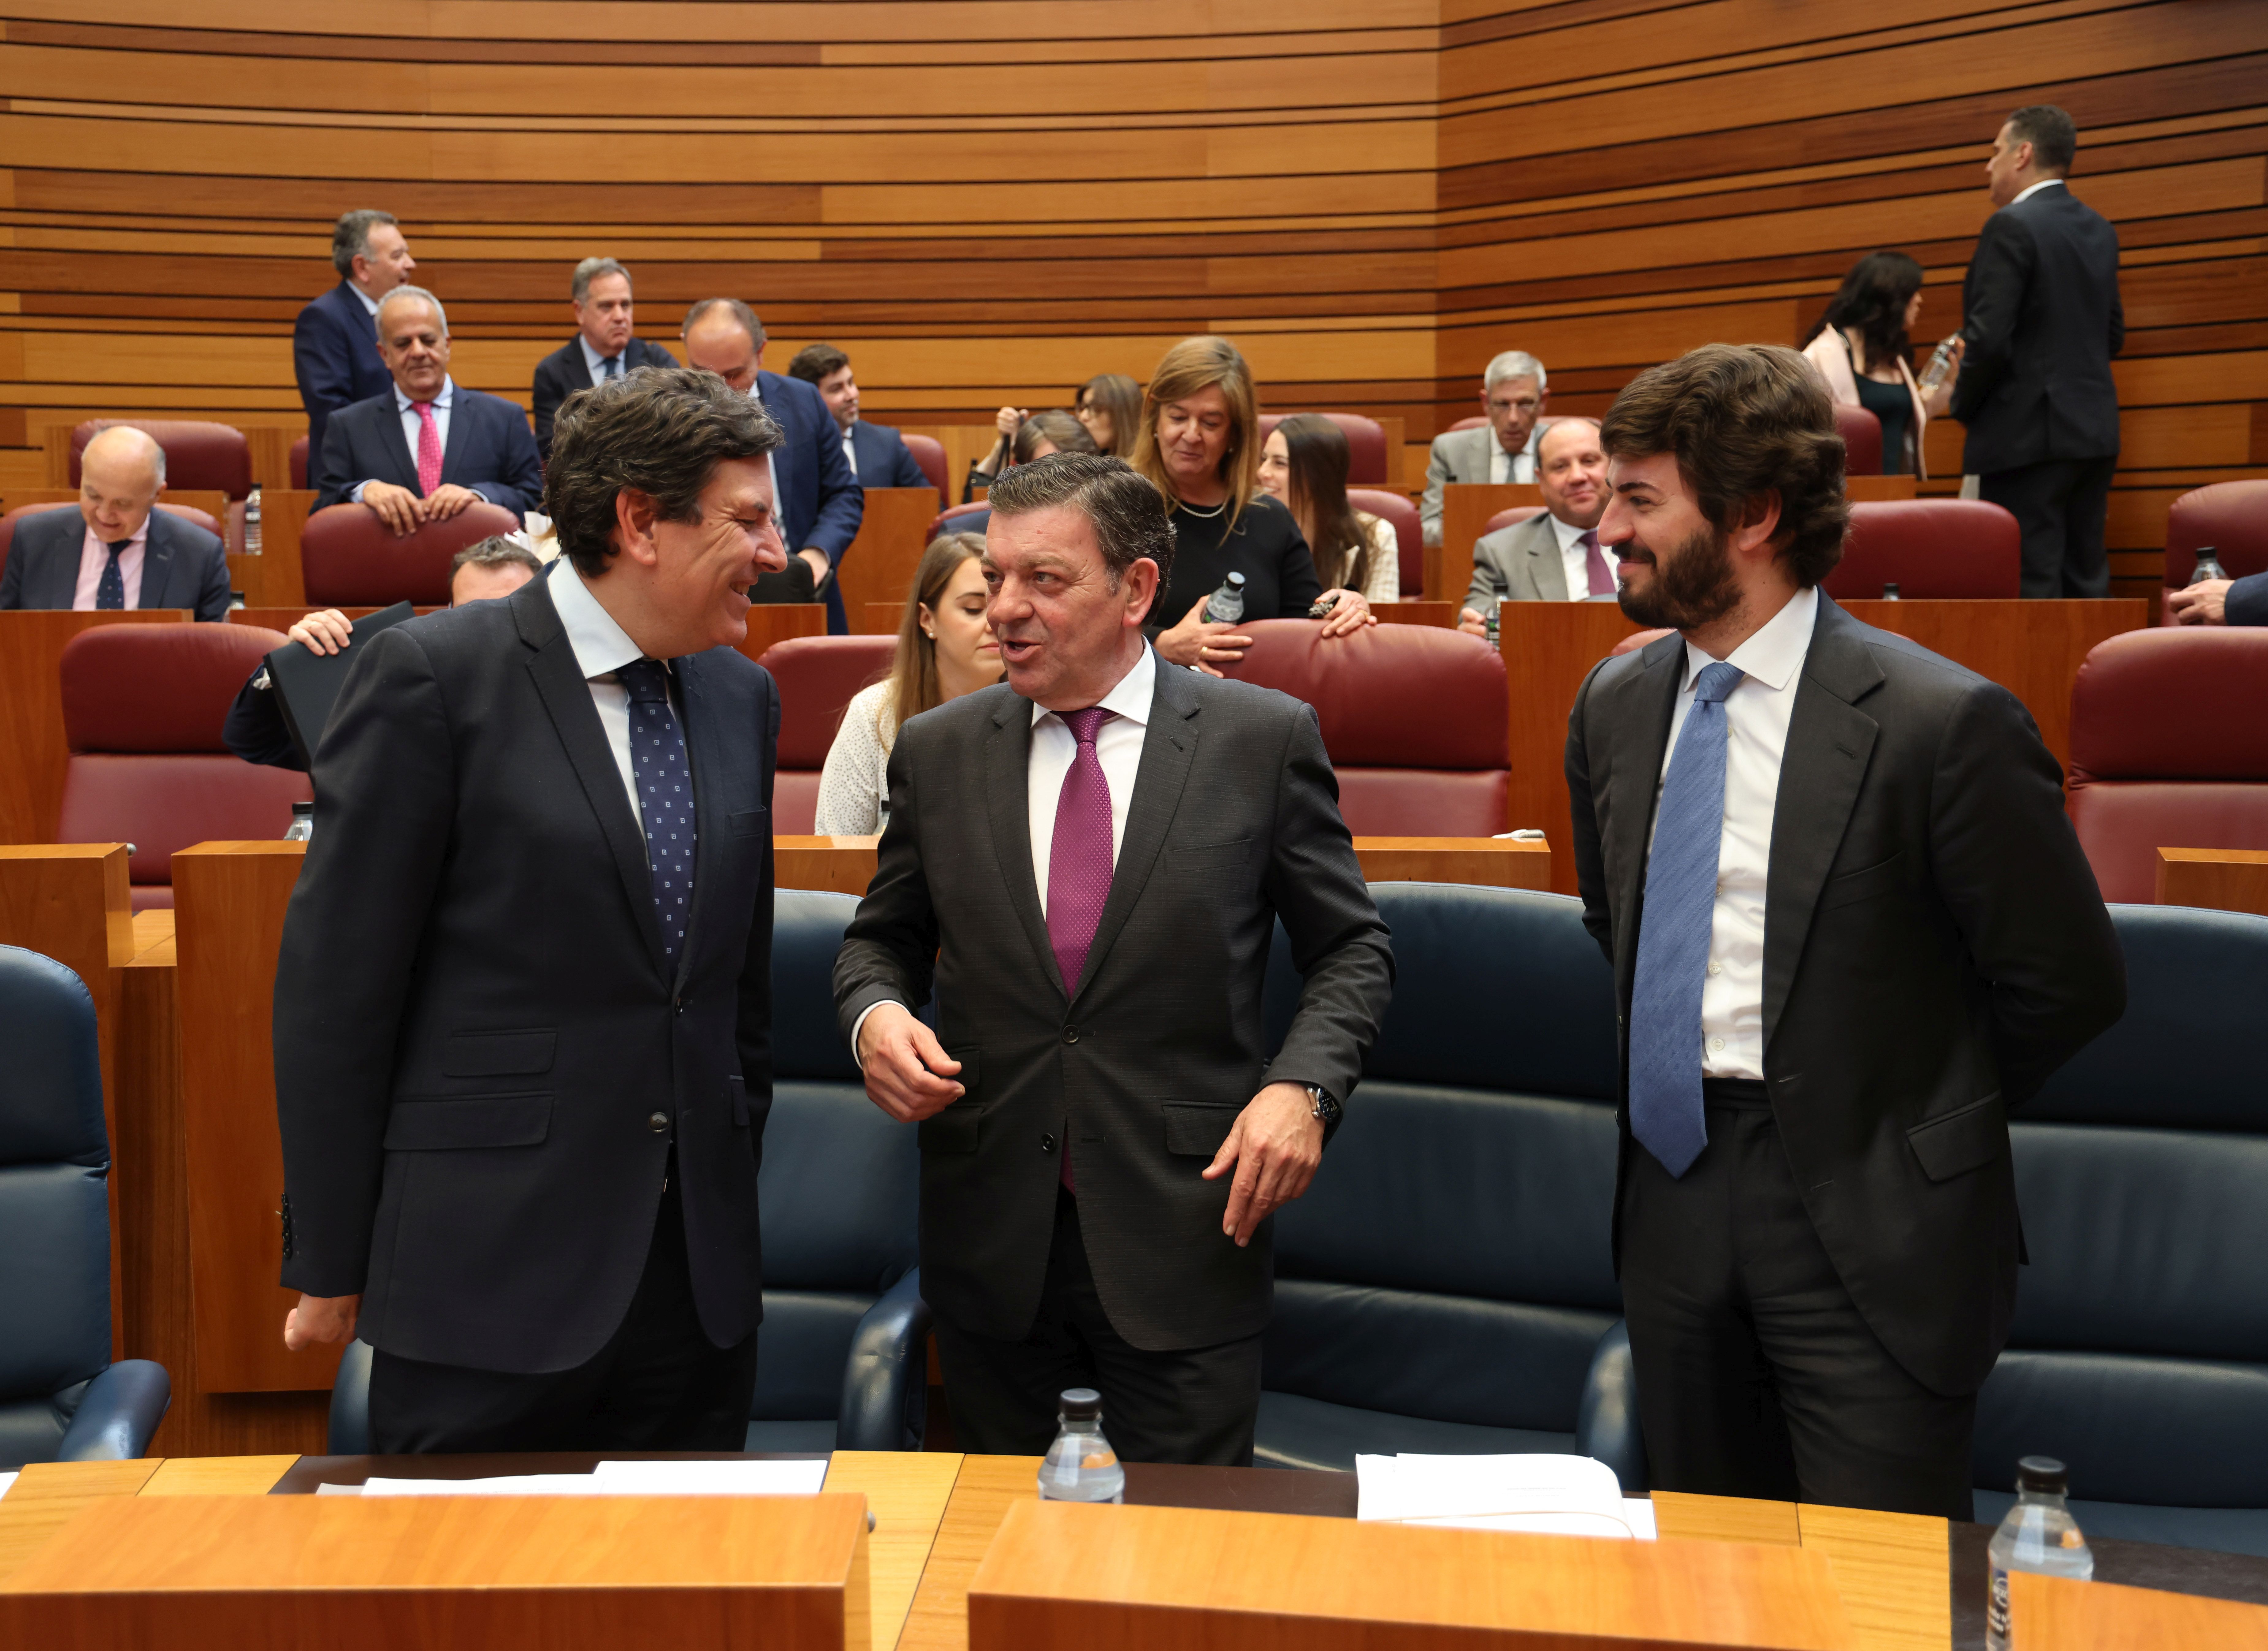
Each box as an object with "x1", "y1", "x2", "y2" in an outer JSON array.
[
  {"x1": 682, "y1": 299, "x2": 863, "y2": 634},
  {"x1": 1951, "y1": 106, "x2": 2124, "y2": 599},
  {"x1": 294, "y1": 210, "x2": 416, "y2": 462},
  {"x1": 0, "y1": 425, "x2": 228, "y2": 620},
  {"x1": 785, "y1": 343, "x2": 933, "y2": 492},
  {"x1": 316, "y1": 286, "x2": 543, "y2": 525},
  {"x1": 1567, "y1": 345, "x2": 2124, "y2": 1516},
  {"x1": 274, "y1": 367, "x2": 791, "y2": 1452},
  {"x1": 833, "y1": 454, "x2": 1393, "y2": 1464},
  {"x1": 531, "y1": 257, "x2": 679, "y2": 462}
]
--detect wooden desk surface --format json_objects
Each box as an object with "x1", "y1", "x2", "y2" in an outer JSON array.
[
  {"x1": 2011, "y1": 1567, "x2": 2268, "y2": 1647},
  {"x1": 2157, "y1": 847, "x2": 2268, "y2": 919}
]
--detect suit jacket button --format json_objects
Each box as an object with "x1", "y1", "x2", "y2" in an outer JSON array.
[
  {"x1": 1062, "y1": 1025, "x2": 1079, "y2": 1044},
  {"x1": 1041, "y1": 1133, "x2": 1057, "y2": 1153},
  {"x1": 647, "y1": 1111, "x2": 670, "y2": 1134}
]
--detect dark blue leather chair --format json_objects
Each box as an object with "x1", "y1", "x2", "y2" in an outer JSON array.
[
  {"x1": 1973, "y1": 903, "x2": 2268, "y2": 1555},
  {"x1": 325, "y1": 890, "x2": 929, "y2": 1455},
  {"x1": 0, "y1": 945, "x2": 170, "y2": 1468},
  {"x1": 1256, "y1": 885, "x2": 1643, "y2": 1489}
]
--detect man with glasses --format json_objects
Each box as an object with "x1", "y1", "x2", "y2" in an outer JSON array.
[{"x1": 1421, "y1": 350, "x2": 1549, "y2": 549}]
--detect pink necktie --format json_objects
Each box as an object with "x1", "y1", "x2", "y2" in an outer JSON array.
[
  {"x1": 413, "y1": 401, "x2": 443, "y2": 497},
  {"x1": 1047, "y1": 706, "x2": 1114, "y2": 1193},
  {"x1": 1581, "y1": 528, "x2": 1615, "y2": 596}
]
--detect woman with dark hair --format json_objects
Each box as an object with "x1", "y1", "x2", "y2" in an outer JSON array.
[
  {"x1": 1073, "y1": 373, "x2": 1142, "y2": 457},
  {"x1": 814, "y1": 531, "x2": 1001, "y2": 833},
  {"x1": 961, "y1": 407, "x2": 1096, "y2": 501},
  {"x1": 1258, "y1": 414, "x2": 1401, "y2": 604},
  {"x1": 1800, "y1": 250, "x2": 1960, "y2": 477}
]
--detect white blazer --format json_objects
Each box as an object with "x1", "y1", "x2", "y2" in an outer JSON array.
[{"x1": 1802, "y1": 328, "x2": 1931, "y2": 481}]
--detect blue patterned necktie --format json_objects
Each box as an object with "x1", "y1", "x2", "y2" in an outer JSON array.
[
  {"x1": 619, "y1": 659, "x2": 697, "y2": 970},
  {"x1": 95, "y1": 540, "x2": 129, "y2": 610},
  {"x1": 601, "y1": 355, "x2": 621, "y2": 382},
  {"x1": 1628, "y1": 660, "x2": 1745, "y2": 1177}
]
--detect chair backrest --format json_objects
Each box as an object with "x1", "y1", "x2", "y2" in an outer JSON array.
[
  {"x1": 57, "y1": 625, "x2": 311, "y2": 898},
  {"x1": 2163, "y1": 480, "x2": 2268, "y2": 592},
  {"x1": 1819, "y1": 500, "x2": 2022, "y2": 601},
  {"x1": 300, "y1": 501, "x2": 520, "y2": 607},
  {"x1": 2065, "y1": 629, "x2": 2268, "y2": 903},
  {"x1": 1449, "y1": 415, "x2": 1488, "y2": 432},
  {"x1": 899, "y1": 433, "x2": 948, "y2": 500},
  {"x1": 1348, "y1": 488, "x2": 1422, "y2": 598},
  {"x1": 289, "y1": 436, "x2": 310, "y2": 492},
  {"x1": 1257, "y1": 413, "x2": 1389, "y2": 485},
  {"x1": 69, "y1": 420, "x2": 253, "y2": 500},
  {"x1": 0, "y1": 503, "x2": 224, "y2": 585},
  {"x1": 1610, "y1": 628, "x2": 1672, "y2": 657},
  {"x1": 1975, "y1": 904, "x2": 2268, "y2": 1507},
  {"x1": 1484, "y1": 505, "x2": 1545, "y2": 537},
  {"x1": 0, "y1": 944, "x2": 113, "y2": 1466},
  {"x1": 1261, "y1": 884, "x2": 1622, "y2": 1436},
  {"x1": 1832, "y1": 402, "x2": 1883, "y2": 475},
  {"x1": 924, "y1": 500, "x2": 991, "y2": 544},
  {"x1": 759, "y1": 635, "x2": 897, "y2": 834},
  {"x1": 1219, "y1": 619, "x2": 1508, "y2": 835}
]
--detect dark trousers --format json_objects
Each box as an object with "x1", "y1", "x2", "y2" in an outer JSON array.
[
  {"x1": 931, "y1": 1188, "x2": 1264, "y2": 1466},
  {"x1": 368, "y1": 1176, "x2": 760, "y2": 1453},
  {"x1": 1980, "y1": 456, "x2": 2116, "y2": 599},
  {"x1": 1618, "y1": 1086, "x2": 1976, "y2": 1519}
]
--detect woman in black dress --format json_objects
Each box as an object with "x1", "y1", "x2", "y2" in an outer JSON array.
[{"x1": 1130, "y1": 336, "x2": 1374, "y2": 674}]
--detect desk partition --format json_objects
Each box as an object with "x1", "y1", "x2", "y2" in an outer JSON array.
[
  {"x1": 839, "y1": 488, "x2": 949, "y2": 633},
  {"x1": 776, "y1": 836, "x2": 1550, "y2": 897}
]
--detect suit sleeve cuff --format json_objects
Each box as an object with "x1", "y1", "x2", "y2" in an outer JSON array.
[
  {"x1": 349, "y1": 481, "x2": 369, "y2": 504},
  {"x1": 848, "y1": 999, "x2": 902, "y2": 1071}
]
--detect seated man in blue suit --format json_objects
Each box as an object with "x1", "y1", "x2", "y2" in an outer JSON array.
[
  {"x1": 785, "y1": 342, "x2": 933, "y2": 492},
  {"x1": 0, "y1": 425, "x2": 229, "y2": 620},
  {"x1": 531, "y1": 257, "x2": 679, "y2": 463},
  {"x1": 682, "y1": 299, "x2": 863, "y2": 633},
  {"x1": 294, "y1": 210, "x2": 416, "y2": 463},
  {"x1": 316, "y1": 286, "x2": 543, "y2": 530}
]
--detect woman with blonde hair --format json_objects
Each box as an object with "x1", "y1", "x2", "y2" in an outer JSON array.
[
  {"x1": 814, "y1": 531, "x2": 1001, "y2": 834},
  {"x1": 1132, "y1": 336, "x2": 1373, "y2": 675}
]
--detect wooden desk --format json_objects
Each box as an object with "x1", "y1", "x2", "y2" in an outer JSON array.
[
  {"x1": 2010, "y1": 1567, "x2": 2268, "y2": 1646},
  {"x1": 840, "y1": 488, "x2": 947, "y2": 633},
  {"x1": 0, "y1": 609, "x2": 190, "y2": 844},
  {"x1": 738, "y1": 603, "x2": 831, "y2": 660},
  {"x1": 2156, "y1": 848, "x2": 2268, "y2": 917},
  {"x1": 1373, "y1": 601, "x2": 1459, "y2": 628},
  {"x1": 777, "y1": 836, "x2": 1550, "y2": 897},
  {"x1": 780, "y1": 834, "x2": 882, "y2": 895},
  {"x1": 1433, "y1": 484, "x2": 1541, "y2": 605}
]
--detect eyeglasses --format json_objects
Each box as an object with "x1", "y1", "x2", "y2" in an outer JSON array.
[{"x1": 1489, "y1": 397, "x2": 1542, "y2": 414}]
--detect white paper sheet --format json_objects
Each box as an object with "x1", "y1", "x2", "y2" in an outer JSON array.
[
  {"x1": 354, "y1": 1460, "x2": 830, "y2": 1498},
  {"x1": 1355, "y1": 1453, "x2": 1655, "y2": 1540},
  {"x1": 0, "y1": 1471, "x2": 18, "y2": 1501}
]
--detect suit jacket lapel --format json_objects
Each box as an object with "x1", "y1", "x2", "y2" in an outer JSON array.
[
  {"x1": 672, "y1": 649, "x2": 739, "y2": 987},
  {"x1": 983, "y1": 697, "x2": 1060, "y2": 994},
  {"x1": 1524, "y1": 517, "x2": 1569, "y2": 601},
  {"x1": 439, "y1": 389, "x2": 471, "y2": 486},
  {"x1": 375, "y1": 398, "x2": 419, "y2": 491},
  {"x1": 135, "y1": 517, "x2": 175, "y2": 608},
  {"x1": 1074, "y1": 655, "x2": 1199, "y2": 1008},
  {"x1": 1602, "y1": 633, "x2": 1683, "y2": 994},
  {"x1": 1762, "y1": 596, "x2": 1884, "y2": 1048}
]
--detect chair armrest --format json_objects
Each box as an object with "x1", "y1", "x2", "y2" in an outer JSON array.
[
  {"x1": 1575, "y1": 1320, "x2": 1648, "y2": 1494},
  {"x1": 327, "y1": 1340, "x2": 375, "y2": 1456},
  {"x1": 836, "y1": 1268, "x2": 933, "y2": 1452},
  {"x1": 55, "y1": 1360, "x2": 172, "y2": 1461}
]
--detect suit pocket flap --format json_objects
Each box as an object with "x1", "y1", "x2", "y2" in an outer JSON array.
[
  {"x1": 1164, "y1": 1102, "x2": 1240, "y2": 1158},
  {"x1": 442, "y1": 1029, "x2": 557, "y2": 1077},
  {"x1": 1907, "y1": 1093, "x2": 2003, "y2": 1182},
  {"x1": 1819, "y1": 852, "x2": 1907, "y2": 912},
  {"x1": 919, "y1": 1103, "x2": 981, "y2": 1155},
  {"x1": 730, "y1": 807, "x2": 769, "y2": 837},
  {"x1": 384, "y1": 1094, "x2": 552, "y2": 1151}
]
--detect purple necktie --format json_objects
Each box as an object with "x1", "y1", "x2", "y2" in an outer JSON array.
[
  {"x1": 1581, "y1": 528, "x2": 1615, "y2": 596},
  {"x1": 1047, "y1": 706, "x2": 1114, "y2": 1194}
]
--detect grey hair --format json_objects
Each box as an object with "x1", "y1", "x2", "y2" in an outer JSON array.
[
  {"x1": 985, "y1": 453, "x2": 1176, "y2": 594},
  {"x1": 331, "y1": 209, "x2": 399, "y2": 278},
  {"x1": 572, "y1": 256, "x2": 629, "y2": 304},
  {"x1": 682, "y1": 297, "x2": 765, "y2": 346},
  {"x1": 1484, "y1": 349, "x2": 1548, "y2": 393},
  {"x1": 84, "y1": 422, "x2": 164, "y2": 486},
  {"x1": 376, "y1": 284, "x2": 447, "y2": 337}
]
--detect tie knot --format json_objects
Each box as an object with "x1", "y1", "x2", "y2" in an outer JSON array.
[
  {"x1": 105, "y1": 540, "x2": 131, "y2": 556},
  {"x1": 412, "y1": 400, "x2": 437, "y2": 421},
  {"x1": 1577, "y1": 528, "x2": 1599, "y2": 549},
  {"x1": 1059, "y1": 707, "x2": 1109, "y2": 745},
  {"x1": 619, "y1": 659, "x2": 670, "y2": 705},
  {"x1": 1692, "y1": 661, "x2": 1744, "y2": 706}
]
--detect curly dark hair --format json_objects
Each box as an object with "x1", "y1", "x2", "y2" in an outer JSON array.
[
  {"x1": 544, "y1": 366, "x2": 783, "y2": 578},
  {"x1": 1600, "y1": 344, "x2": 1849, "y2": 587}
]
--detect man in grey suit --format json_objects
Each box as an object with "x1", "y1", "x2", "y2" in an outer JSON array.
[
  {"x1": 1420, "y1": 348, "x2": 1549, "y2": 548},
  {"x1": 834, "y1": 453, "x2": 1393, "y2": 1466},
  {"x1": 1459, "y1": 417, "x2": 1618, "y2": 631},
  {"x1": 0, "y1": 425, "x2": 229, "y2": 621}
]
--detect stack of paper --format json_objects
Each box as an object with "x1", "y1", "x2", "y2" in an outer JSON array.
[
  {"x1": 1355, "y1": 1453, "x2": 1657, "y2": 1540},
  {"x1": 329, "y1": 1460, "x2": 831, "y2": 1498}
]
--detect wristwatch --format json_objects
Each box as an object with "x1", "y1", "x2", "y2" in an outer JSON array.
[{"x1": 1305, "y1": 1084, "x2": 1343, "y2": 1128}]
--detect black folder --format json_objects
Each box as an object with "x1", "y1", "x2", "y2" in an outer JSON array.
[{"x1": 266, "y1": 601, "x2": 415, "y2": 768}]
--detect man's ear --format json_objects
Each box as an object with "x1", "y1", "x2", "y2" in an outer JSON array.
[
  {"x1": 610, "y1": 488, "x2": 662, "y2": 571},
  {"x1": 1123, "y1": 557, "x2": 1161, "y2": 628},
  {"x1": 1731, "y1": 490, "x2": 1785, "y2": 559}
]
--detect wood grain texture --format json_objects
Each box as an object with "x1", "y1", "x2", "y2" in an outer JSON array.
[
  {"x1": 900, "y1": 1454, "x2": 1042, "y2": 1651},
  {"x1": 736, "y1": 604, "x2": 831, "y2": 664},
  {"x1": 777, "y1": 836, "x2": 883, "y2": 897},
  {"x1": 1354, "y1": 836, "x2": 1551, "y2": 888},
  {"x1": 2156, "y1": 846, "x2": 2268, "y2": 916},
  {"x1": 0, "y1": 1460, "x2": 158, "y2": 1586},
  {"x1": 833, "y1": 488, "x2": 947, "y2": 628},
  {"x1": 2007, "y1": 1566, "x2": 2268, "y2": 1648},
  {"x1": 0, "y1": 610, "x2": 189, "y2": 845},
  {"x1": 137, "y1": 1455, "x2": 297, "y2": 1497},
  {"x1": 1794, "y1": 1503, "x2": 1949, "y2": 1651},
  {"x1": 1652, "y1": 1491, "x2": 1803, "y2": 1547},
  {"x1": 822, "y1": 1451, "x2": 965, "y2": 1651}
]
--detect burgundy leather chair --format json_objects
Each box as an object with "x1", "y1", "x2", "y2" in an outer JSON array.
[
  {"x1": 1257, "y1": 414, "x2": 1389, "y2": 485},
  {"x1": 900, "y1": 434, "x2": 948, "y2": 502},
  {"x1": 2162, "y1": 480, "x2": 2268, "y2": 621},
  {"x1": 69, "y1": 420, "x2": 253, "y2": 500},
  {"x1": 759, "y1": 635, "x2": 897, "y2": 835},
  {"x1": 1482, "y1": 505, "x2": 1546, "y2": 537},
  {"x1": 924, "y1": 500, "x2": 991, "y2": 542},
  {"x1": 1832, "y1": 403, "x2": 1884, "y2": 476},
  {"x1": 0, "y1": 502, "x2": 224, "y2": 588},
  {"x1": 1220, "y1": 619, "x2": 1508, "y2": 835},
  {"x1": 290, "y1": 436, "x2": 310, "y2": 491},
  {"x1": 1449, "y1": 416, "x2": 1488, "y2": 432},
  {"x1": 1819, "y1": 500, "x2": 2022, "y2": 601},
  {"x1": 300, "y1": 501, "x2": 520, "y2": 607},
  {"x1": 1610, "y1": 629, "x2": 1673, "y2": 657},
  {"x1": 57, "y1": 625, "x2": 312, "y2": 910},
  {"x1": 1347, "y1": 488, "x2": 1422, "y2": 597},
  {"x1": 2065, "y1": 628, "x2": 2268, "y2": 904}
]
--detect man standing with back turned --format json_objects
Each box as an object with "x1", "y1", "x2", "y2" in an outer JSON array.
[
  {"x1": 274, "y1": 368, "x2": 789, "y2": 1451},
  {"x1": 835, "y1": 453, "x2": 1393, "y2": 1465},
  {"x1": 1568, "y1": 344, "x2": 2123, "y2": 1516}
]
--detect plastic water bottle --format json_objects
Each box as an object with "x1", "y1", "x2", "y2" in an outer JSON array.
[
  {"x1": 1203, "y1": 571, "x2": 1247, "y2": 624},
  {"x1": 2190, "y1": 546, "x2": 2229, "y2": 584},
  {"x1": 1918, "y1": 335, "x2": 1960, "y2": 392},
  {"x1": 244, "y1": 485, "x2": 264, "y2": 555},
  {"x1": 1036, "y1": 1388, "x2": 1123, "y2": 1503},
  {"x1": 284, "y1": 802, "x2": 314, "y2": 843},
  {"x1": 1485, "y1": 606, "x2": 1500, "y2": 650},
  {"x1": 1882, "y1": 581, "x2": 1901, "y2": 600},
  {"x1": 1986, "y1": 1456, "x2": 2092, "y2": 1651}
]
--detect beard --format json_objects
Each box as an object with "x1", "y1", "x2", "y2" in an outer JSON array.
[{"x1": 1618, "y1": 521, "x2": 1741, "y2": 631}]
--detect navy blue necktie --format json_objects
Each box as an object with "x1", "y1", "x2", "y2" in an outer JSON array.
[
  {"x1": 601, "y1": 355, "x2": 621, "y2": 382},
  {"x1": 94, "y1": 540, "x2": 129, "y2": 610},
  {"x1": 1628, "y1": 660, "x2": 1745, "y2": 1177},
  {"x1": 619, "y1": 660, "x2": 697, "y2": 970}
]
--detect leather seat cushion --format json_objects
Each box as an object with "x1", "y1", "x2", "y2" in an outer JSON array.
[
  {"x1": 773, "y1": 772, "x2": 822, "y2": 836},
  {"x1": 1335, "y1": 768, "x2": 1508, "y2": 836},
  {"x1": 1976, "y1": 1350, "x2": 2268, "y2": 1507},
  {"x1": 1255, "y1": 1390, "x2": 1576, "y2": 1473},
  {"x1": 58, "y1": 755, "x2": 311, "y2": 884},
  {"x1": 1970, "y1": 1491, "x2": 2268, "y2": 1559},
  {"x1": 0, "y1": 1382, "x2": 89, "y2": 1473},
  {"x1": 750, "y1": 1292, "x2": 871, "y2": 1420},
  {"x1": 2067, "y1": 784, "x2": 2268, "y2": 904},
  {"x1": 763, "y1": 637, "x2": 896, "y2": 768},
  {"x1": 1821, "y1": 501, "x2": 2021, "y2": 600},
  {"x1": 0, "y1": 1164, "x2": 112, "y2": 1396},
  {"x1": 759, "y1": 1082, "x2": 918, "y2": 1290},
  {"x1": 771, "y1": 892, "x2": 864, "y2": 1080}
]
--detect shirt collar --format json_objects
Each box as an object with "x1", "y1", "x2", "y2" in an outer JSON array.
[
  {"x1": 89, "y1": 512, "x2": 153, "y2": 552},
  {"x1": 394, "y1": 375, "x2": 454, "y2": 413},
  {"x1": 1029, "y1": 641, "x2": 1156, "y2": 730},
  {"x1": 2010, "y1": 178, "x2": 2065, "y2": 206},
  {"x1": 547, "y1": 555, "x2": 648, "y2": 683},
  {"x1": 1547, "y1": 511, "x2": 1594, "y2": 552},
  {"x1": 1681, "y1": 583, "x2": 1818, "y2": 695},
  {"x1": 578, "y1": 334, "x2": 620, "y2": 375},
  {"x1": 348, "y1": 282, "x2": 382, "y2": 316}
]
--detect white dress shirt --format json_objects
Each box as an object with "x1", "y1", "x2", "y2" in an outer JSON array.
[
  {"x1": 546, "y1": 556, "x2": 656, "y2": 831},
  {"x1": 1650, "y1": 584, "x2": 1819, "y2": 1080},
  {"x1": 350, "y1": 377, "x2": 495, "y2": 506},
  {"x1": 578, "y1": 334, "x2": 626, "y2": 385},
  {"x1": 1490, "y1": 423, "x2": 1540, "y2": 485},
  {"x1": 2009, "y1": 178, "x2": 2066, "y2": 206},
  {"x1": 841, "y1": 424, "x2": 860, "y2": 477},
  {"x1": 1027, "y1": 642, "x2": 1155, "y2": 916},
  {"x1": 1547, "y1": 511, "x2": 1621, "y2": 601},
  {"x1": 71, "y1": 513, "x2": 150, "y2": 610},
  {"x1": 350, "y1": 282, "x2": 381, "y2": 318}
]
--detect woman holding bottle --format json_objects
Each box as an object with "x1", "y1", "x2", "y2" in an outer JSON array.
[{"x1": 1800, "y1": 250, "x2": 1962, "y2": 478}]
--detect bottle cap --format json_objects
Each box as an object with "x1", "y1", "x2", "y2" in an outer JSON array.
[
  {"x1": 1058, "y1": 1387, "x2": 1102, "y2": 1422},
  {"x1": 292, "y1": 802, "x2": 314, "y2": 816},
  {"x1": 1226, "y1": 572, "x2": 1246, "y2": 589},
  {"x1": 2015, "y1": 1455, "x2": 2068, "y2": 1496}
]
